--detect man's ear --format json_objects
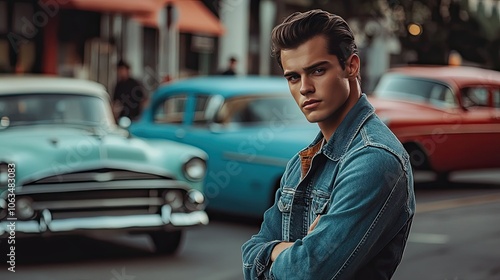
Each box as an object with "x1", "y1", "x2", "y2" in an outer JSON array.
[{"x1": 345, "y1": 54, "x2": 360, "y2": 79}]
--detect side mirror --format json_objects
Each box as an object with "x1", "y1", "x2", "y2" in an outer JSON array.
[{"x1": 118, "y1": 117, "x2": 132, "y2": 129}]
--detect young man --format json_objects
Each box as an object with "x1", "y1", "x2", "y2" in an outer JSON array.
[
  {"x1": 242, "y1": 10, "x2": 415, "y2": 280},
  {"x1": 220, "y1": 56, "x2": 238, "y2": 75},
  {"x1": 112, "y1": 60, "x2": 146, "y2": 121}
]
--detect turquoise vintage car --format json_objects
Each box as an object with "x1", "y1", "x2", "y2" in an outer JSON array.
[
  {"x1": 130, "y1": 76, "x2": 319, "y2": 218},
  {"x1": 0, "y1": 76, "x2": 208, "y2": 254}
]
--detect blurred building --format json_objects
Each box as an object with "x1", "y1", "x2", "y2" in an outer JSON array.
[
  {"x1": 3, "y1": 0, "x2": 497, "y2": 95},
  {"x1": 0, "y1": 0, "x2": 225, "y2": 92}
]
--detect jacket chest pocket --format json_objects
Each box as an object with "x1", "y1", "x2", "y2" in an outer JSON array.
[
  {"x1": 277, "y1": 188, "x2": 295, "y2": 241},
  {"x1": 278, "y1": 188, "x2": 294, "y2": 213},
  {"x1": 311, "y1": 189, "x2": 331, "y2": 216}
]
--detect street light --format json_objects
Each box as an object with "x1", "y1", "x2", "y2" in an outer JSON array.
[{"x1": 408, "y1": 23, "x2": 422, "y2": 36}]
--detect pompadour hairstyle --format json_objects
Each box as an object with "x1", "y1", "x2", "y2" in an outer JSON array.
[{"x1": 271, "y1": 9, "x2": 358, "y2": 72}]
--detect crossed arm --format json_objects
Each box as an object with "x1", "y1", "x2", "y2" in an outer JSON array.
[{"x1": 270, "y1": 215, "x2": 320, "y2": 261}]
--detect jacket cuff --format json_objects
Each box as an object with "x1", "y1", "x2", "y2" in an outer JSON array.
[{"x1": 255, "y1": 240, "x2": 281, "y2": 277}]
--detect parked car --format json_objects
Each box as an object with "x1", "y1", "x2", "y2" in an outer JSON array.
[
  {"x1": 0, "y1": 75, "x2": 209, "y2": 254},
  {"x1": 368, "y1": 65, "x2": 500, "y2": 180},
  {"x1": 130, "y1": 76, "x2": 319, "y2": 218}
]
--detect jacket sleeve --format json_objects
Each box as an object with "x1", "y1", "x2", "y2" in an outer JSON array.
[
  {"x1": 269, "y1": 147, "x2": 414, "y2": 280},
  {"x1": 241, "y1": 180, "x2": 286, "y2": 279}
]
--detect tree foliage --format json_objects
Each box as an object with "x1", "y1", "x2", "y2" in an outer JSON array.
[{"x1": 309, "y1": 0, "x2": 499, "y2": 68}]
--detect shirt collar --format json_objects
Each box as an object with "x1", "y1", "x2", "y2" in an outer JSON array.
[{"x1": 305, "y1": 94, "x2": 375, "y2": 161}]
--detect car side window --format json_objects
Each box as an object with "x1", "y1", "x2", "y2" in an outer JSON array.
[
  {"x1": 493, "y1": 89, "x2": 500, "y2": 109},
  {"x1": 429, "y1": 85, "x2": 456, "y2": 108},
  {"x1": 215, "y1": 95, "x2": 303, "y2": 125},
  {"x1": 375, "y1": 76, "x2": 456, "y2": 108},
  {"x1": 461, "y1": 87, "x2": 489, "y2": 108},
  {"x1": 154, "y1": 95, "x2": 187, "y2": 124}
]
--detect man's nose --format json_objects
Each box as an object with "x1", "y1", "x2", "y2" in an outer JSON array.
[{"x1": 299, "y1": 76, "x2": 314, "y2": 95}]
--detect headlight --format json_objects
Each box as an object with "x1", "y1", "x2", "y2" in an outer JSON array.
[
  {"x1": 16, "y1": 197, "x2": 34, "y2": 220},
  {"x1": 0, "y1": 163, "x2": 7, "y2": 187},
  {"x1": 0, "y1": 198, "x2": 6, "y2": 219},
  {"x1": 183, "y1": 157, "x2": 206, "y2": 181}
]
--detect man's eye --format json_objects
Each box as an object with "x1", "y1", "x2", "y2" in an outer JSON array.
[
  {"x1": 287, "y1": 75, "x2": 299, "y2": 82},
  {"x1": 313, "y1": 68, "x2": 325, "y2": 75}
]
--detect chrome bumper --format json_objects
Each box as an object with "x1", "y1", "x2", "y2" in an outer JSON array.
[{"x1": 0, "y1": 205, "x2": 208, "y2": 236}]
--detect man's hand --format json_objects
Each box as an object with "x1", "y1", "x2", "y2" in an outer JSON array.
[
  {"x1": 271, "y1": 242, "x2": 293, "y2": 261},
  {"x1": 308, "y1": 215, "x2": 321, "y2": 234},
  {"x1": 271, "y1": 215, "x2": 321, "y2": 262}
]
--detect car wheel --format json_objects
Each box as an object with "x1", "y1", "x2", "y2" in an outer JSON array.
[{"x1": 149, "y1": 230, "x2": 183, "y2": 255}]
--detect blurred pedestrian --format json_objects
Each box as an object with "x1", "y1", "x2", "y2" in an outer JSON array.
[
  {"x1": 220, "y1": 56, "x2": 237, "y2": 75},
  {"x1": 112, "y1": 60, "x2": 146, "y2": 121},
  {"x1": 242, "y1": 9, "x2": 415, "y2": 280}
]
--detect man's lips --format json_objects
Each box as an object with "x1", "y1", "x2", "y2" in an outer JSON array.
[{"x1": 302, "y1": 99, "x2": 320, "y2": 109}]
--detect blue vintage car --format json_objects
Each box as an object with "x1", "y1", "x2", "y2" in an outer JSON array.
[
  {"x1": 130, "y1": 76, "x2": 319, "y2": 218},
  {"x1": 0, "y1": 76, "x2": 209, "y2": 254}
]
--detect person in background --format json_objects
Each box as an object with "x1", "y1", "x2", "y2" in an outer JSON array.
[
  {"x1": 112, "y1": 60, "x2": 146, "y2": 121},
  {"x1": 242, "y1": 9, "x2": 415, "y2": 280},
  {"x1": 220, "y1": 56, "x2": 238, "y2": 75}
]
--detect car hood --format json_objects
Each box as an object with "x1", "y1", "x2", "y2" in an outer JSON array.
[{"x1": 0, "y1": 126, "x2": 204, "y2": 184}]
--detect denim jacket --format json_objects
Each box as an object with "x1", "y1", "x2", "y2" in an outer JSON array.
[{"x1": 242, "y1": 94, "x2": 416, "y2": 280}]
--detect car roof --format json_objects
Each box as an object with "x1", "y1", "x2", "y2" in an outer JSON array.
[
  {"x1": 0, "y1": 75, "x2": 108, "y2": 98},
  {"x1": 385, "y1": 65, "x2": 500, "y2": 87},
  {"x1": 157, "y1": 75, "x2": 290, "y2": 98}
]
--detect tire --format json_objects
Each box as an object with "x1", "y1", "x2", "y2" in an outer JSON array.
[{"x1": 149, "y1": 230, "x2": 183, "y2": 255}]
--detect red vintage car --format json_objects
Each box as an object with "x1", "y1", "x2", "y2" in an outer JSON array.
[{"x1": 368, "y1": 65, "x2": 500, "y2": 181}]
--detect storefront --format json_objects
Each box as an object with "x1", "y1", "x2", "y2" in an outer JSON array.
[{"x1": 0, "y1": 0, "x2": 225, "y2": 91}]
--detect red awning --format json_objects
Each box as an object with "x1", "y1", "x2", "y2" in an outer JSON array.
[
  {"x1": 59, "y1": 0, "x2": 157, "y2": 15},
  {"x1": 135, "y1": 0, "x2": 225, "y2": 37}
]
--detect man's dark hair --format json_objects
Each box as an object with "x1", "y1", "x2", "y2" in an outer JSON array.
[
  {"x1": 117, "y1": 59, "x2": 130, "y2": 69},
  {"x1": 271, "y1": 9, "x2": 358, "y2": 71}
]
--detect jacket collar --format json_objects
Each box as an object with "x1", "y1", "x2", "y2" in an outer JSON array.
[{"x1": 305, "y1": 94, "x2": 375, "y2": 161}]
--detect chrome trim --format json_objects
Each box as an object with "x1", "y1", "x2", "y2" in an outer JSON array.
[
  {"x1": 31, "y1": 197, "x2": 164, "y2": 210},
  {"x1": 0, "y1": 210, "x2": 208, "y2": 235}
]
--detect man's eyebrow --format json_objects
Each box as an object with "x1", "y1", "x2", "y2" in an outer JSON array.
[
  {"x1": 283, "y1": 71, "x2": 297, "y2": 78},
  {"x1": 283, "y1": 61, "x2": 330, "y2": 78},
  {"x1": 303, "y1": 61, "x2": 330, "y2": 72}
]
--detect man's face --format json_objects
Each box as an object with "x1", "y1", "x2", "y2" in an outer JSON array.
[
  {"x1": 117, "y1": 66, "x2": 129, "y2": 81},
  {"x1": 281, "y1": 35, "x2": 352, "y2": 128}
]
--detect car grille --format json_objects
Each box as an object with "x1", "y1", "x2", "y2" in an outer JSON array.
[
  {"x1": 38, "y1": 190, "x2": 163, "y2": 219},
  {"x1": 16, "y1": 188, "x2": 170, "y2": 220},
  {"x1": 8, "y1": 169, "x2": 189, "y2": 221}
]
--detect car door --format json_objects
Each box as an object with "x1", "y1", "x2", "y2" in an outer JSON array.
[
  {"x1": 176, "y1": 93, "x2": 274, "y2": 215},
  {"x1": 455, "y1": 86, "x2": 500, "y2": 169}
]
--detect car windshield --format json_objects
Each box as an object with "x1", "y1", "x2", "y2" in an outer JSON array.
[
  {"x1": 374, "y1": 75, "x2": 457, "y2": 108},
  {"x1": 215, "y1": 95, "x2": 305, "y2": 125},
  {"x1": 0, "y1": 94, "x2": 114, "y2": 129}
]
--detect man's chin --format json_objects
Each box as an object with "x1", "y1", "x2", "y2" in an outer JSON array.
[{"x1": 304, "y1": 114, "x2": 321, "y2": 123}]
